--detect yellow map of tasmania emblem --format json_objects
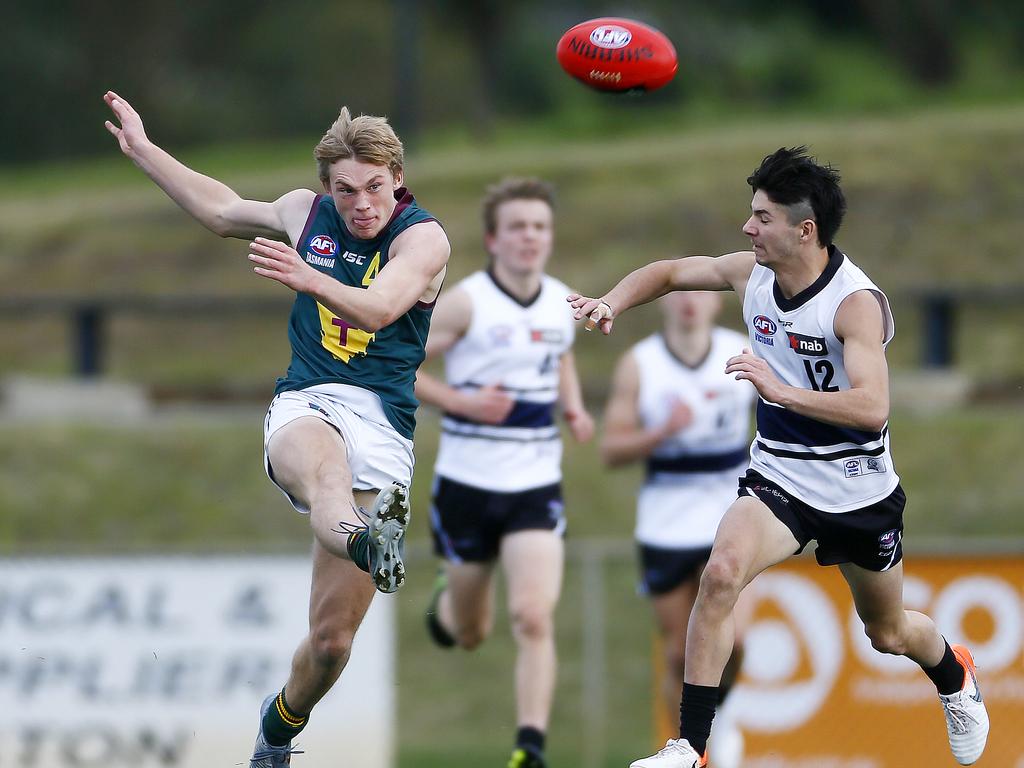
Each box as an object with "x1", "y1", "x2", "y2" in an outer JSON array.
[{"x1": 317, "y1": 302, "x2": 374, "y2": 362}]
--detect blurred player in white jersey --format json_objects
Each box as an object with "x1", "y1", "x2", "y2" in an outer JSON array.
[
  {"x1": 601, "y1": 291, "x2": 755, "y2": 768},
  {"x1": 570, "y1": 147, "x2": 989, "y2": 768},
  {"x1": 416, "y1": 178, "x2": 594, "y2": 768}
]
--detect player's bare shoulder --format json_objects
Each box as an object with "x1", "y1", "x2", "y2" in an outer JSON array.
[{"x1": 274, "y1": 189, "x2": 320, "y2": 245}]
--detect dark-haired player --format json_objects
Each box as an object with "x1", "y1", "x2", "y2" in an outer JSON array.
[{"x1": 569, "y1": 147, "x2": 989, "y2": 768}]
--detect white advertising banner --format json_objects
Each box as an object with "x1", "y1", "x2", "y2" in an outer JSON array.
[{"x1": 0, "y1": 556, "x2": 394, "y2": 768}]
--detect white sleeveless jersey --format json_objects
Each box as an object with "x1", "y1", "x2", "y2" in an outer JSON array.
[
  {"x1": 433, "y1": 270, "x2": 575, "y2": 492},
  {"x1": 632, "y1": 328, "x2": 756, "y2": 547},
  {"x1": 741, "y1": 247, "x2": 899, "y2": 512}
]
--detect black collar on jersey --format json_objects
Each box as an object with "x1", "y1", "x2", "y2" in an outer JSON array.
[
  {"x1": 773, "y1": 244, "x2": 845, "y2": 312},
  {"x1": 486, "y1": 267, "x2": 543, "y2": 308},
  {"x1": 659, "y1": 332, "x2": 712, "y2": 371}
]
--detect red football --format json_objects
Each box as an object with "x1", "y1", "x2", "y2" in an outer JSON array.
[{"x1": 556, "y1": 17, "x2": 678, "y2": 93}]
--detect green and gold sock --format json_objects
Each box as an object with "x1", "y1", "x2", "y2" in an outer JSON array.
[
  {"x1": 261, "y1": 689, "x2": 308, "y2": 747},
  {"x1": 346, "y1": 527, "x2": 371, "y2": 573}
]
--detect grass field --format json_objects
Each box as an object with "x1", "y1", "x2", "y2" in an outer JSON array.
[
  {"x1": 2, "y1": 405, "x2": 1022, "y2": 766},
  {"x1": 3, "y1": 102, "x2": 1024, "y2": 766}
]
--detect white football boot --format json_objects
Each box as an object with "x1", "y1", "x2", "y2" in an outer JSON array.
[
  {"x1": 939, "y1": 644, "x2": 989, "y2": 765},
  {"x1": 629, "y1": 738, "x2": 707, "y2": 768}
]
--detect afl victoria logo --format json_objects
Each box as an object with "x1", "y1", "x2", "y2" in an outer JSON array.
[
  {"x1": 753, "y1": 315, "x2": 777, "y2": 335},
  {"x1": 590, "y1": 25, "x2": 632, "y2": 49},
  {"x1": 309, "y1": 235, "x2": 337, "y2": 257}
]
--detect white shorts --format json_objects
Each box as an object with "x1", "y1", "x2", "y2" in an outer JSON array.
[{"x1": 263, "y1": 383, "x2": 415, "y2": 514}]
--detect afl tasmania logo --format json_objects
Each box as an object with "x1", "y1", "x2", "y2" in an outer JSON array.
[
  {"x1": 590, "y1": 25, "x2": 632, "y2": 49},
  {"x1": 753, "y1": 316, "x2": 777, "y2": 335},
  {"x1": 309, "y1": 235, "x2": 337, "y2": 256}
]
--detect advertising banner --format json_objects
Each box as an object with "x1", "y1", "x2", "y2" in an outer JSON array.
[
  {"x1": 657, "y1": 556, "x2": 1023, "y2": 767},
  {"x1": 0, "y1": 557, "x2": 394, "y2": 768}
]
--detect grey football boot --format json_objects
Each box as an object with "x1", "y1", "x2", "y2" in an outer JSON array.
[
  {"x1": 249, "y1": 694, "x2": 304, "y2": 768},
  {"x1": 367, "y1": 482, "x2": 410, "y2": 593}
]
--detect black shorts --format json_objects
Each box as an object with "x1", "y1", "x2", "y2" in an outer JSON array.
[
  {"x1": 430, "y1": 475, "x2": 565, "y2": 563},
  {"x1": 737, "y1": 470, "x2": 906, "y2": 572},
  {"x1": 638, "y1": 543, "x2": 712, "y2": 596}
]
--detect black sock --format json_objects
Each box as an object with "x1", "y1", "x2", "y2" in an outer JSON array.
[
  {"x1": 923, "y1": 640, "x2": 965, "y2": 696},
  {"x1": 346, "y1": 528, "x2": 371, "y2": 573},
  {"x1": 516, "y1": 726, "x2": 545, "y2": 755},
  {"x1": 679, "y1": 682, "x2": 718, "y2": 755},
  {"x1": 261, "y1": 688, "x2": 308, "y2": 747},
  {"x1": 426, "y1": 610, "x2": 456, "y2": 648}
]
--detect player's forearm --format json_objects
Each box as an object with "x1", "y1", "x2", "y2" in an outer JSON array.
[
  {"x1": 600, "y1": 428, "x2": 669, "y2": 467},
  {"x1": 308, "y1": 274, "x2": 399, "y2": 333},
  {"x1": 414, "y1": 371, "x2": 465, "y2": 413},
  {"x1": 602, "y1": 260, "x2": 678, "y2": 317},
  {"x1": 775, "y1": 385, "x2": 889, "y2": 432},
  {"x1": 131, "y1": 140, "x2": 244, "y2": 236}
]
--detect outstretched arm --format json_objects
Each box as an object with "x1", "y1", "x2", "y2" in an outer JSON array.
[
  {"x1": 103, "y1": 90, "x2": 311, "y2": 240},
  {"x1": 567, "y1": 251, "x2": 755, "y2": 335}
]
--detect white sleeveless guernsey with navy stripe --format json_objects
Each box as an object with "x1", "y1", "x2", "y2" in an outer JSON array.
[
  {"x1": 742, "y1": 246, "x2": 899, "y2": 513},
  {"x1": 433, "y1": 270, "x2": 575, "y2": 492},
  {"x1": 633, "y1": 328, "x2": 756, "y2": 548}
]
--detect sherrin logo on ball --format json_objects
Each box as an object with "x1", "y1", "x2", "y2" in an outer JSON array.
[{"x1": 557, "y1": 17, "x2": 678, "y2": 93}]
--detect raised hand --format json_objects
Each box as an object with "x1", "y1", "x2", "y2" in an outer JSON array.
[
  {"x1": 248, "y1": 238, "x2": 320, "y2": 293},
  {"x1": 725, "y1": 347, "x2": 786, "y2": 403},
  {"x1": 566, "y1": 293, "x2": 614, "y2": 335},
  {"x1": 103, "y1": 91, "x2": 151, "y2": 159}
]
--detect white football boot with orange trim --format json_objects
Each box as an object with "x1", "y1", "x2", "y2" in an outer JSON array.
[
  {"x1": 629, "y1": 739, "x2": 707, "y2": 768},
  {"x1": 939, "y1": 644, "x2": 989, "y2": 765}
]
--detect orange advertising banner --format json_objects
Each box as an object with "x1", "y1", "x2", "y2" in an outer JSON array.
[{"x1": 656, "y1": 555, "x2": 1024, "y2": 767}]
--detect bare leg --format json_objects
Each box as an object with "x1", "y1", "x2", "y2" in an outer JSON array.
[
  {"x1": 501, "y1": 530, "x2": 564, "y2": 730},
  {"x1": 685, "y1": 496, "x2": 799, "y2": 685},
  {"x1": 650, "y1": 575, "x2": 700, "y2": 724},
  {"x1": 267, "y1": 417, "x2": 363, "y2": 560},
  {"x1": 840, "y1": 561, "x2": 945, "y2": 667},
  {"x1": 283, "y1": 532, "x2": 377, "y2": 713},
  {"x1": 439, "y1": 559, "x2": 497, "y2": 650}
]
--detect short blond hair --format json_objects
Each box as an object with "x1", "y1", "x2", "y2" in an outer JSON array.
[
  {"x1": 481, "y1": 177, "x2": 557, "y2": 235},
  {"x1": 314, "y1": 107, "x2": 404, "y2": 183}
]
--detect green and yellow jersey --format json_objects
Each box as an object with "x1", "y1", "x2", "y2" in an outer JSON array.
[{"x1": 275, "y1": 189, "x2": 439, "y2": 439}]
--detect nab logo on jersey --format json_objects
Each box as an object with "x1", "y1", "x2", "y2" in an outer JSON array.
[
  {"x1": 787, "y1": 332, "x2": 829, "y2": 356},
  {"x1": 753, "y1": 315, "x2": 777, "y2": 347},
  {"x1": 309, "y1": 235, "x2": 337, "y2": 257}
]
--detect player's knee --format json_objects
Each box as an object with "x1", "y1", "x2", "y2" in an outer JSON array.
[
  {"x1": 698, "y1": 554, "x2": 744, "y2": 606},
  {"x1": 309, "y1": 626, "x2": 356, "y2": 668},
  {"x1": 510, "y1": 604, "x2": 554, "y2": 642},
  {"x1": 863, "y1": 621, "x2": 907, "y2": 656}
]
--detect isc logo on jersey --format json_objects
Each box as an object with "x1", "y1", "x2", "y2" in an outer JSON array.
[
  {"x1": 753, "y1": 315, "x2": 777, "y2": 347},
  {"x1": 787, "y1": 332, "x2": 829, "y2": 356}
]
